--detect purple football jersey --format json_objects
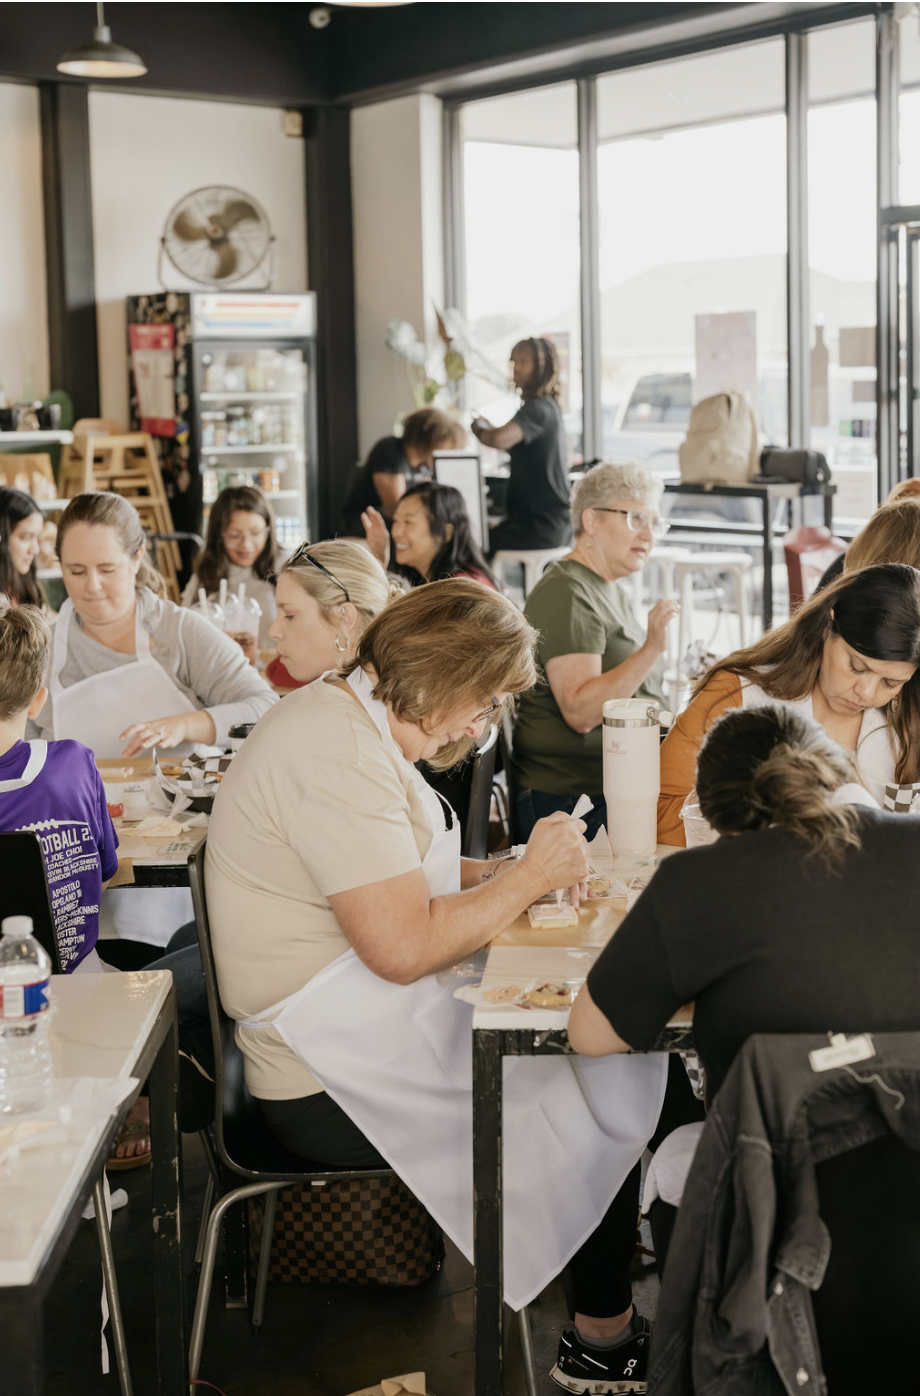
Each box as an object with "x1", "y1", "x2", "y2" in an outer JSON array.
[{"x1": 0, "y1": 739, "x2": 119, "y2": 970}]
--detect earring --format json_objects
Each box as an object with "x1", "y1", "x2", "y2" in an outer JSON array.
[
  {"x1": 584, "y1": 537, "x2": 595, "y2": 549},
  {"x1": 335, "y1": 634, "x2": 348, "y2": 654}
]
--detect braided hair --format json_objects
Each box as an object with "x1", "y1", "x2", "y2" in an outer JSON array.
[{"x1": 513, "y1": 337, "x2": 561, "y2": 402}]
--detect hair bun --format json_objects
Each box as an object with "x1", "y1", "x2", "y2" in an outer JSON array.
[{"x1": 0, "y1": 593, "x2": 11, "y2": 619}]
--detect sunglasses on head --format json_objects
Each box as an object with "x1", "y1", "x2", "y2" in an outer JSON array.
[{"x1": 288, "y1": 543, "x2": 351, "y2": 603}]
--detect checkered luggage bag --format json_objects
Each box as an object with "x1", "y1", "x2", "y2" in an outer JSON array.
[{"x1": 248, "y1": 1176, "x2": 444, "y2": 1286}]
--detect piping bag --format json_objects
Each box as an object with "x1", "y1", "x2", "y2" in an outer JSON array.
[{"x1": 554, "y1": 793, "x2": 594, "y2": 907}]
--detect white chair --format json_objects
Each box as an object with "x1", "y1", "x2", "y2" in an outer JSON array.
[
  {"x1": 629, "y1": 544, "x2": 695, "y2": 611},
  {"x1": 673, "y1": 550, "x2": 754, "y2": 658},
  {"x1": 493, "y1": 546, "x2": 569, "y2": 599}
]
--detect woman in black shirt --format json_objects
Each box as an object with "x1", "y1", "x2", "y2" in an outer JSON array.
[
  {"x1": 474, "y1": 337, "x2": 573, "y2": 553},
  {"x1": 571, "y1": 703, "x2": 920, "y2": 1100},
  {"x1": 339, "y1": 408, "x2": 466, "y2": 537}
]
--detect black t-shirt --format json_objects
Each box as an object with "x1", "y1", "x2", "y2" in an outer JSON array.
[
  {"x1": 504, "y1": 397, "x2": 573, "y2": 548},
  {"x1": 339, "y1": 436, "x2": 431, "y2": 535},
  {"x1": 587, "y1": 810, "x2": 920, "y2": 1099}
]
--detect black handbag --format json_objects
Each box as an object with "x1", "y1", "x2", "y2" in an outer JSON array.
[{"x1": 759, "y1": 447, "x2": 830, "y2": 484}]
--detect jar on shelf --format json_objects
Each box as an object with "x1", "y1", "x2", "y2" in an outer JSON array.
[
  {"x1": 227, "y1": 408, "x2": 248, "y2": 447},
  {"x1": 212, "y1": 412, "x2": 228, "y2": 447},
  {"x1": 202, "y1": 473, "x2": 219, "y2": 505},
  {"x1": 250, "y1": 408, "x2": 267, "y2": 445},
  {"x1": 201, "y1": 413, "x2": 218, "y2": 448}
]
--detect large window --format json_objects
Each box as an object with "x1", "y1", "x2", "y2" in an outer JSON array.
[
  {"x1": 808, "y1": 20, "x2": 878, "y2": 525},
  {"x1": 451, "y1": 13, "x2": 912, "y2": 506},
  {"x1": 459, "y1": 83, "x2": 583, "y2": 462},
  {"x1": 596, "y1": 42, "x2": 787, "y2": 476}
]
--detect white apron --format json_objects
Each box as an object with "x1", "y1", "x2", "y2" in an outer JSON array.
[
  {"x1": 49, "y1": 599, "x2": 200, "y2": 761},
  {"x1": 49, "y1": 599, "x2": 194, "y2": 947},
  {"x1": 740, "y1": 678, "x2": 896, "y2": 808},
  {"x1": 240, "y1": 667, "x2": 668, "y2": 1310}
]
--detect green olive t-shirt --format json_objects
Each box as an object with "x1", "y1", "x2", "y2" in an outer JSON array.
[{"x1": 512, "y1": 558, "x2": 665, "y2": 797}]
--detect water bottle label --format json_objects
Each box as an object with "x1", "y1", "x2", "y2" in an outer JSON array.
[{"x1": 0, "y1": 978, "x2": 50, "y2": 1019}]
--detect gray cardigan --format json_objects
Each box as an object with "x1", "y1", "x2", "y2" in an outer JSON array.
[{"x1": 33, "y1": 588, "x2": 277, "y2": 748}]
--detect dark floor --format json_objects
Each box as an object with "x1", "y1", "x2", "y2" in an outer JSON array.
[{"x1": 44, "y1": 1133, "x2": 660, "y2": 1396}]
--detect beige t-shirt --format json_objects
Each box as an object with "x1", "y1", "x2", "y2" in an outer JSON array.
[{"x1": 205, "y1": 676, "x2": 435, "y2": 1099}]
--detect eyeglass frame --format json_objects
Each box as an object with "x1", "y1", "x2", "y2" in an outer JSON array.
[
  {"x1": 472, "y1": 696, "x2": 502, "y2": 725},
  {"x1": 590, "y1": 507, "x2": 670, "y2": 540},
  {"x1": 286, "y1": 542, "x2": 351, "y2": 602}
]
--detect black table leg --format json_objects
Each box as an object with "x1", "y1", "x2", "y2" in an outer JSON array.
[
  {"x1": 473, "y1": 1028, "x2": 505, "y2": 1396},
  {"x1": 148, "y1": 1003, "x2": 188, "y2": 1396},
  {"x1": 762, "y1": 495, "x2": 774, "y2": 630},
  {"x1": 1, "y1": 1294, "x2": 43, "y2": 1396}
]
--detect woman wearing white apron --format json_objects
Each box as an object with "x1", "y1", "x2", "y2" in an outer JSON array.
[
  {"x1": 35, "y1": 491, "x2": 277, "y2": 953},
  {"x1": 207, "y1": 579, "x2": 673, "y2": 1393},
  {"x1": 659, "y1": 563, "x2": 920, "y2": 846}
]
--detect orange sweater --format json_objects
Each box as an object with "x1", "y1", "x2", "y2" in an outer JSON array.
[{"x1": 657, "y1": 670, "x2": 743, "y2": 846}]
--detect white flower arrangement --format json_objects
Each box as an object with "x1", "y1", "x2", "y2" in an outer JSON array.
[{"x1": 385, "y1": 309, "x2": 508, "y2": 409}]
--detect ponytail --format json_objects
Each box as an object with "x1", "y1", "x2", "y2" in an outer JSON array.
[{"x1": 696, "y1": 705, "x2": 863, "y2": 868}]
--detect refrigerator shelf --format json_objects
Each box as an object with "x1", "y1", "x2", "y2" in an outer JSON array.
[{"x1": 200, "y1": 391, "x2": 300, "y2": 402}]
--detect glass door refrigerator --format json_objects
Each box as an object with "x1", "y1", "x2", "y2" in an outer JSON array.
[{"x1": 127, "y1": 291, "x2": 317, "y2": 561}]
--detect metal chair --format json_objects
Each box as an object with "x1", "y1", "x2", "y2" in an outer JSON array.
[
  {"x1": 186, "y1": 842, "x2": 394, "y2": 1380},
  {"x1": 462, "y1": 722, "x2": 500, "y2": 860}
]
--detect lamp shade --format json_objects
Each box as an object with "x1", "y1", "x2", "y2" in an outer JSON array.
[{"x1": 57, "y1": 24, "x2": 147, "y2": 78}]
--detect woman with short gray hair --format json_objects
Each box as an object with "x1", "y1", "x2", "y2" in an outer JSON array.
[{"x1": 512, "y1": 461, "x2": 679, "y2": 838}]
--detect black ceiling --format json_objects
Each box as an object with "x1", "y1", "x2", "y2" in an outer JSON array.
[
  {"x1": 0, "y1": 2, "x2": 755, "y2": 107},
  {"x1": 0, "y1": 3, "x2": 874, "y2": 108}
]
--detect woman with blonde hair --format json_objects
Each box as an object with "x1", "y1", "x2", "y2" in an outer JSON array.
[
  {"x1": 39, "y1": 491, "x2": 275, "y2": 760},
  {"x1": 264, "y1": 538, "x2": 406, "y2": 692},
  {"x1": 207, "y1": 580, "x2": 671, "y2": 1384},
  {"x1": 658, "y1": 563, "x2": 920, "y2": 844}
]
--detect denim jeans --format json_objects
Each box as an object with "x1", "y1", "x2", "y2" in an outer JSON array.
[{"x1": 514, "y1": 786, "x2": 607, "y2": 842}]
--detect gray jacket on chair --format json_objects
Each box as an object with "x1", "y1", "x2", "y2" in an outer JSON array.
[{"x1": 649, "y1": 1033, "x2": 920, "y2": 1396}]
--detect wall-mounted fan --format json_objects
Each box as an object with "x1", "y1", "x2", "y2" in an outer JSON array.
[{"x1": 158, "y1": 186, "x2": 276, "y2": 289}]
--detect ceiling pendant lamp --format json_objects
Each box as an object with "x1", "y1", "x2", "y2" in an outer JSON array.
[{"x1": 57, "y1": 2, "x2": 147, "y2": 79}]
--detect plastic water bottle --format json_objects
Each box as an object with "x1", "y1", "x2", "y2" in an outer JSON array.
[{"x1": 0, "y1": 916, "x2": 53, "y2": 1114}]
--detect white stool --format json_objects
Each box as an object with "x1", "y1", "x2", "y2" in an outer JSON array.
[
  {"x1": 493, "y1": 546, "x2": 569, "y2": 599},
  {"x1": 630, "y1": 544, "x2": 695, "y2": 612},
  {"x1": 673, "y1": 550, "x2": 753, "y2": 658}
]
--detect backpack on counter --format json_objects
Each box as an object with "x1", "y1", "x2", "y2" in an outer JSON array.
[{"x1": 678, "y1": 391, "x2": 759, "y2": 486}]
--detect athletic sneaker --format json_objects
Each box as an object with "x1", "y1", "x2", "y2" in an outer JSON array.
[{"x1": 550, "y1": 1312, "x2": 651, "y2": 1394}]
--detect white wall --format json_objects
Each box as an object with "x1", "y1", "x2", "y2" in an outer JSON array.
[
  {"x1": 351, "y1": 94, "x2": 443, "y2": 455},
  {"x1": 89, "y1": 92, "x2": 308, "y2": 427},
  {"x1": 0, "y1": 82, "x2": 49, "y2": 404}
]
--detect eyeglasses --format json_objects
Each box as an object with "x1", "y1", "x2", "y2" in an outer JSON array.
[
  {"x1": 224, "y1": 524, "x2": 269, "y2": 546},
  {"x1": 592, "y1": 508, "x2": 670, "y2": 540},
  {"x1": 472, "y1": 696, "x2": 502, "y2": 724},
  {"x1": 287, "y1": 542, "x2": 351, "y2": 602}
]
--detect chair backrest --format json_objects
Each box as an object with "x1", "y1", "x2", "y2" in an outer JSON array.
[
  {"x1": 783, "y1": 525, "x2": 846, "y2": 611},
  {"x1": 0, "y1": 832, "x2": 63, "y2": 973},
  {"x1": 462, "y1": 721, "x2": 499, "y2": 860},
  {"x1": 187, "y1": 841, "x2": 301, "y2": 1179}
]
